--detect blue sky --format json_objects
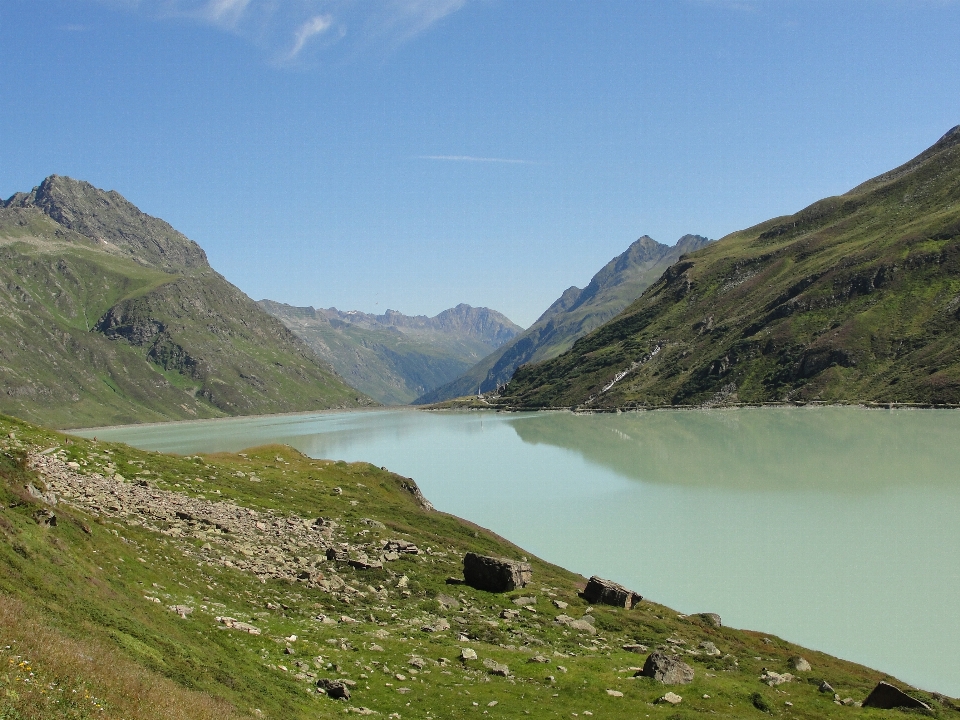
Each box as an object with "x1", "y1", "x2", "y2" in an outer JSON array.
[{"x1": 2, "y1": 1, "x2": 960, "y2": 327}]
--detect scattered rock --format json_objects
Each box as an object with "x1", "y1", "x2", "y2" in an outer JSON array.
[
  {"x1": 462, "y1": 553, "x2": 532, "y2": 592},
  {"x1": 862, "y1": 681, "x2": 931, "y2": 711},
  {"x1": 552, "y1": 599, "x2": 568, "y2": 609},
  {"x1": 637, "y1": 652, "x2": 694, "y2": 685},
  {"x1": 605, "y1": 689, "x2": 623, "y2": 697},
  {"x1": 818, "y1": 681, "x2": 834, "y2": 694},
  {"x1": 460, "y1": 648, "x2": 478, "y2": 661},
  {"x1": 33, "y1": 509, "x2": 57, "y2": 527},
  {"x1": 317, "y1": 679, "x2": 350, "y2": 700},
  {"x1": 422, "y1": 618, "x2": 451, "y2": 633},
  {"x1": 500, "y1": 609, "x2": 520, "y2": 620},
  {"x1": 659, "y1": 692, "x2": 682, "y2": 705},
  {"x1": 482, "y1": 658, "x2": 510, "y2": 676},
  {"x1": 759, "y1": 670, "x2": 794, "y2": 686},
  {"x1": 698, "y1": 641, "x2": 720, "y2": 657},
  {"x1": 408, "y1": 657, "x2": 426, "y2": 670},
  {"x1": 787, "y1": 656, "x2": 811, "y2": 672},
  {"x1": 582, "y1": 576, "x2": 642, "y2": 609},
  {"x1": 512, "y1": 596, "x2": 536, "y2": 606},
  {"x1": 622, "y1": 644, "x2": 649, "y2": 654},
  {"x1": 528, "y1": 655, "x2": 550, "y2": 664},
  {"x1": 348, "y1": 557, "x2": 384, "y2": 570},
  {"x1": 383, "y1": 539, "x2": 419, "y2": 555},
  {"x1": 555, "y1": 615, "x2": 597, "y2": 635},
  {"x1": 169, "y1": 605, "x2": 193, "y2": 618},
  {"x1": 697, "y1": 613, "x2": 722, "y2": 628},
  {"x1": 436, "y1": 594, "x2": 460, "y2": 609},
  {"x1": 216, "y1": 617, "x2": 261, "y2": 635}
]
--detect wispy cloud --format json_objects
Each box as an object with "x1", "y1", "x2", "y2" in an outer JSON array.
[
  {"x1": 286, "y1": 14, "x2": 334, "y2": 60},
  {"x1": 92, "y1": 0, "x2": 469, "y2": 65},
  {"x1": 416, "y1": 155, "x2": 532, "y2": 165}
]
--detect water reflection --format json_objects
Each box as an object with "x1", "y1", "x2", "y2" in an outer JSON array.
[{"x1": 507, "y1": 407, "x2": 960, "y2": 492}]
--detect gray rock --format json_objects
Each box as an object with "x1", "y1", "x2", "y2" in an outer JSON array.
[
  {"x1": 33, "y1": 509, "x2": 57, "y2": 527},
  {"x1": 582, "y1": 576, "x2": 642, "y2": 609},
  {"x1": 818, "y1": 680, "x2": 834, "y2": 694},
  {"x1": 482, "y1": 658, "x2": 510, "y2": 676},
  {"x1": 460, "y1": 648, "x2": 478, "y2": 661},
  {"x1": 512, "y1": 596, "x2": 536, "y2": 606},
  {"x1": 788, "y1": 656, "x2": 811, "y2": 672},
  {"x1": 697, "y1": 613, "x2": 722, "y2": 628},
  {"x1": 637, "y1": 652, "x2": 695, "y2": 685},
  {"x1": 462, "y1": 553, "x2": 531, "y2": 592},
  {"x1": 317, "y1": 678, "x2": 350, "y2": 699},
  {"x1": 862, "y1": 681, "x2": 931, "y2": 711},
  {"x1": 436, "y1": 593, "x2": 460, "y2": 609},
  {"x1": 698, "y1": 641, "x2": 720, "y2": 657},
  {"x1": 623, "y1": 643, "x2": 649, "y2": 654}
]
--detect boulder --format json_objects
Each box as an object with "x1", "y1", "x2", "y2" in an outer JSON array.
[
  {"x1": 788, "y1": 656, "x2": 811, "y2": 672},
  {"x1": 697, "y1": 613, "x2": 722, "y2": 628},
  {"x1": 659, "y1": 692, "x2": 682, "y2": 705},
  {"x1": 482, "y1": 658, "x2": 510, "y2": 676},
  {"x1": 862, "y1": 681, "x2": 931, "y2": 711},
  {"x1": 637, "y1": 652, "x2": 695, "y2": 685},
  {"x1": 317, "y1": 678, "x2": 350, "y2": 699},
  {"x1": 622, "y1": 643, "x2": 649, "y2": 654},
  {"x1": 33, "y1": 509, "x2": 57, "y2": 527},
  {"x1": 460, "y1": 648, "x2": 478, "y2": 661},
  {"x1": 582, "y1": 576, "x2": 642, "y2": 608},
  {"x1": 462, "y1": 553, "x2": 531, "y2": 592}
]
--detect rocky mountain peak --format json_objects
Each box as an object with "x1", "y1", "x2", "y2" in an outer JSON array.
[{"x1": 4, "y1": 175, "x2": 208, "y2": 271}]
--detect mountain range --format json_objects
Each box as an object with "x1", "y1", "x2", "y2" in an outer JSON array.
[
  {"x1": 500, "y1": 125, "x2": 960, "y2": 409},
  {"x1": 258, "y1": 301, "x2": 521, "y2": 404},
  {"x1": 0, "y1": 176, "x2": 372, "y2": 428},
  {"x1": 416, "y1": 233, "x2": 712, "y2": 403}
]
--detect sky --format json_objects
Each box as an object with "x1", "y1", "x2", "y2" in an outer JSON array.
[{"x1": 2, "y1": 1, "x2": 960, "y2": 328}]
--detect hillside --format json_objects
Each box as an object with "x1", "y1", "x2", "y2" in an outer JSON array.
[
  {"x1": 500, "y1": 126, "x2": 960, "y2": 409},
  {"x1": 2, "y1": 412, "x2": 954, "y2": 719},
  {"x1": 259, "y1": 302, "x2": 521, "y2": 405},
  {"x1": 416, "y1": 235, "x2": 712, "y2": 404},
  {"x1": 0, "y1": 176, "x2": 371, "y2": 429}
]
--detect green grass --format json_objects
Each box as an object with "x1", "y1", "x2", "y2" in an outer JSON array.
[
  {"x1": 0, "y1": 222, "x2": 371, "y2": 429},
  {"x1": 501, "y1": 126, "x2": 960, "y2": 409},
  {"x1": 1, "y1": 412, "x2": 955, "y2": 719}
]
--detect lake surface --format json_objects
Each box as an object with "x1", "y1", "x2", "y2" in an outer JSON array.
[{"x1": 77, "y1": 407, "x2": 960, "y2": 697}]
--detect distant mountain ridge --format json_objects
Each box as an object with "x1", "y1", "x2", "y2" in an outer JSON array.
[
  {"x1": 0, "y1": 175, "x2": 371, "y2": 428},
  {"x1": 415, "y1": 233, "x2": 712, "y2": 403},
  {"x1": 258, "y1": 301, "x2": 521, "y2": 405},
  {"x1": 500, "y1": 125, "x2": 960, "y2": 409}
]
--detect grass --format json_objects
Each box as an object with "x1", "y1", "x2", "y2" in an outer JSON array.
[
  {"x1": 1, "y1": 412, "x2": 956, "y2": 719},
  {"x1": 500, "y1": 126, "x2": 960, "y2": 410}
]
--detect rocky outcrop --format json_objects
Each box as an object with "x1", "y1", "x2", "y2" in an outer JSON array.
[
  {"x1": 582, "y1": 576, "x2": 642, "y2": 608},
  {"x1": 462, "y1": 553, "x2": 531, "y2": 592},
  {"x1": 638, "y1": 652, "x2": 695, "y2": 685},
  {"x1": 862, "y1": 681, "x2": 931, "y2": 710}
]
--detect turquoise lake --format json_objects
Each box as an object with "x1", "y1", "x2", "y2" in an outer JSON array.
[{"x1": 76, "y1": 406, "x2": 960, "y2": 697}]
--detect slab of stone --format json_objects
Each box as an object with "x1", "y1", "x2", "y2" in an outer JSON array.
[
  {"x1": 462, "y1": 552, "x2": 531, "y2": 592},
  {"x1": 582, "y1": 576, "x2": 642, "y2": 609},
  {"x1": 862, "y1": 681, "x2": 931, "y2": 711},
  {"x1": 637, "y1": 652, "x2": 694, "y2": 685}
]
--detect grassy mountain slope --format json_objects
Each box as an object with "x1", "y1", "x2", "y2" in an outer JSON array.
[
  {"x1": 501, "y1": 126, "x2": 960, "y2": 409},
  {"x1": 2, "y1": 412, "x2": 954, "y2": 719},
  {"x1": 0, "y1": 177, "x2": 370, "y2": 429},
  {"x1": 259, "y1": 301, "x2": 521, "y2": 405},
  {"x1": 416, "y1": 235, "x2": 712, "y2": 404}
]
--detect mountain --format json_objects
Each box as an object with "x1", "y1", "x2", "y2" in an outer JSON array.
[
  {"x1": 258, "y1": 301, "x2": 521, "y2": 404},
  {"x1": 500, "y1": 125, "x2": 960, "y2": 409},
  {"x1": 3, "y1": 414, "x2": 949, "y2": 719},
  {"x1": 415, "y1": 234, "x2": 712, "y2": 403},
  {"x1": 0, "y1": 175, "x2": 372, "y2": 428}
]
